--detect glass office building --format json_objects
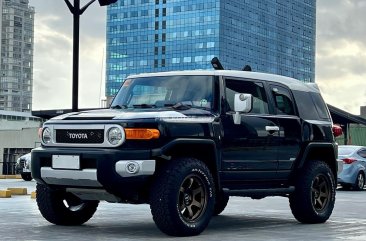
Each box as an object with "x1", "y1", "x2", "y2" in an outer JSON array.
[
  {"x1": 106, "y1": 0, "x2": 316, "y2": 99},
  {"x1": 0, "y1": 0, "x2": 34, "y2": 112}
]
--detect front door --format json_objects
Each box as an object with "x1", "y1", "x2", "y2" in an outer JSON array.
[{"x1": 220, "y1": 78, "x2": 279, "y2": 184}]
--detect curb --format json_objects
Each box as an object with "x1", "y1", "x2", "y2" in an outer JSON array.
[
  {"x1": 0, "y1": 190, "x2": 11, "y2": 198},
  {"x1": 31, "y1": 191, "x2": 37, "y2": 199},
  {"x1": 7, "y1": 188, "x2": 28, "y2": 195},
  {"x1": 0, "y1": 188, "x2": 36, "y2": 198},
  {"x1": 0, "y1": 175, "x2": 22, "y2": 179}
]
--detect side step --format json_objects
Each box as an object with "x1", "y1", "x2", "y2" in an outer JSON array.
[{"x1": 223, "y1": 186, "x2": 295, "y2": 198}]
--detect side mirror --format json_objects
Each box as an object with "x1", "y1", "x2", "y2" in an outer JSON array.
[{"x1": 233, "y1": 93, "x2": 252, "y2": 124}]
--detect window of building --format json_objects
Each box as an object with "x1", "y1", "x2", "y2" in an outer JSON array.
[{"x1": 183, "y1": 57, "x2": 192, "y2": 63}]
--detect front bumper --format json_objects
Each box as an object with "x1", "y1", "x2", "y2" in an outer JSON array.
[{"x1": 31, "y1": 147, "x2": 156, "y2": 200}]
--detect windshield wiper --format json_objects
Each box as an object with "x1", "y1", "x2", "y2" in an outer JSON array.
[
  {"x1": 133, "y1": 104, "x2": 156, "y2": 108},
  {"x1": 170, "y1": 102, "x2": 192, "y2": 110},
  {"x1": 110, "y1": 104, "x2": 128, "y2": 109}
]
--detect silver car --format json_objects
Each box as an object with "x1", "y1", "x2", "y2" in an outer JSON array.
[
  {"x1": 338, "y1": 145, "x2": 366, "y2": 190},
  {"x1": 15, "y1": 152, "x2": 32, "y2": 181}
]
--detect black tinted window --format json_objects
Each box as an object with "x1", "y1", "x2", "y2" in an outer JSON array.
[
  {"x1": 310, "y1": 93, "x2": 330, "y2": 120},
  {"x1": 225, "y1": 79, "x2": 269, "y2": 114},
  {"x1": 271, "y1": 85, "x2": 295, "y2": 115},
  {"x1": 292, "y1": 90, "x2": 319, "y2": 120}
]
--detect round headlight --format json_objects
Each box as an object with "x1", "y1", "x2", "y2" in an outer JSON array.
[
  {"x1": 42, "y1": 127, "x2": 52, "y2": 144},
  {"x1": 107, "y1": 127, "x2": 123, "y2": 145}
]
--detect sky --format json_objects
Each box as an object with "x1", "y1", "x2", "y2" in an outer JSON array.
[{"x1": 29, "y1": 0, "x2": 366, "y2": 115}]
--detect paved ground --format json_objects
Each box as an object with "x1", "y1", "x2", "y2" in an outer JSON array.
[{"x1": 1, "y1": 179, "x2": 365, "y2": 241}]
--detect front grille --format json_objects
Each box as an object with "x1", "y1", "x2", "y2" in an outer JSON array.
[{"x1": 56, "y1": 129, "x2": 104, "y2": 144}]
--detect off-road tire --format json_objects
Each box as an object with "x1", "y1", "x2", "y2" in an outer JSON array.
[
  {"x1": 21, "y1": 173, "x2": 32, "y2": 181},
  {"x1": 213, "y1": 190, "x2": 229, "y2": 216},
  {"x1": 150, "y1": 158, "x2": 215, "y2": 236},
  {"x1": 36, "y1": 184, "x2": 99, "y2": 225},
  {"x1": 353, "y1": 172, "x2": 365, "y2": 191},
  {"x1": 289, "y1": 161, "x2": 336, "y2": 223}
]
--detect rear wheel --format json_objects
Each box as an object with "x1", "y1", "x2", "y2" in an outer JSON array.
[
  {"x1": 289, "y1": 161, "x2": 336, "y2": 223},
  {"x1": 150, "y1": 158, "x2": 215, "y2": 236},
  {"x1": 36, "y1": 184, "x2": 99, "y2": 225},
  {"x1": 354, "y1": 172, "x2": 365, "y2": 191}
]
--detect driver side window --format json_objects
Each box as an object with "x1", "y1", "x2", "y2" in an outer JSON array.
[{"x1": 225, "y1": 79, "x2": 269, "y2": 114}]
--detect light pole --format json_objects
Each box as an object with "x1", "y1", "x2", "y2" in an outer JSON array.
[{"x1": 64, "y1": 0, "x2": 118, "y2": 112}]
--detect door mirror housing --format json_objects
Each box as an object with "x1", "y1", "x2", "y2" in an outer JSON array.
[{"x1": 233, "y1": 93, "x2": 253, "y2": 124}]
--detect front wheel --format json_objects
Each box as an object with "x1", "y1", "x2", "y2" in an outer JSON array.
[
  {"x1": 36, "y1": 184, "x2": 99, "y2": 225},
  {"x1": 289, "y1": 161, "x2": 336, "y2": 223},
  {"x1": 150, "y1": 158, "x2": 215, "y2": 236}
]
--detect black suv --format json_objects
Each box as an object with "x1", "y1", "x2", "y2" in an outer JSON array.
[{"x1": 32, "y1": 69, "x2": 338, "y2": 236}]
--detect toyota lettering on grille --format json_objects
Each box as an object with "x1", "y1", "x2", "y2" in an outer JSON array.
[
  {"x1": 67, "y1": 132, "x2": 89, "y2": 139},
  {"x1": 56, "y1": 129, "x2": 104, "y2": 144}
]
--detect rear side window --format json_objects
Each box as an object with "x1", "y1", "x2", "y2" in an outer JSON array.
[
  {"x1": 292, "y1": 90, "x2": 319, "y2": 120},
  {"x1": 271, "y1": 85, "x2": 295, "y2": 115},
  {"x1": 310, "y1": 93, "x2": 331, "y2": 120}
]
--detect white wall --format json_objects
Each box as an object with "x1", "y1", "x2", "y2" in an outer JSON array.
[{"x1": 0, "y1": 127, "x2": 40, "y2": 174}]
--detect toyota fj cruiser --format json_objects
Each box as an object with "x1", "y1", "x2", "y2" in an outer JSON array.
[{"x1": 31, "y1": 68, "x2": 339, "y2": 236}]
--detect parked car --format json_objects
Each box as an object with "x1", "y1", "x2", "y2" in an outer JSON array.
[
  {"x1": 32, "y1": 68, "x2": 340, "y2": 236},
  {"x1": 338, "y1": 145, "x2": 366, "y2": 190},
  {"x1": 15, "y1": 152, "x2": 32, "y2": 181}
]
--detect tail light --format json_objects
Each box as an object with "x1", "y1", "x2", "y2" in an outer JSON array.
[
  {"x1": 332, "y1": 125, "x2": 343, "y2": 137},
  {"x1": 342, "y1": 158, "x2": 356, "y2": 164}
]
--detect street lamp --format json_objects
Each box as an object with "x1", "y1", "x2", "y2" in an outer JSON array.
[{"x1": 64, "y1": 0, "x2": 118, "y2": 112}]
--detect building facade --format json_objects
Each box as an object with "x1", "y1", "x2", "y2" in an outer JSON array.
[
  {"x1": 0, "y1": 110, "x2": 43, "y2": 175},
  {"x1": 0, "y1": 0, "x2": 34, "y2": 112},
  {"x1": 106, "y1": 0, "x2": 316, "y2": 100}
]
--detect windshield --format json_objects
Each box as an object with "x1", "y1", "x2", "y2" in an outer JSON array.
[{"x1": 111, "y1": 75, "x2": 214, "y2": 110}]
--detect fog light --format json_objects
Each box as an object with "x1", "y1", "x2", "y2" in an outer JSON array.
[{"x1": 126, "y1": 161, "x2": 140, "y2": 174}]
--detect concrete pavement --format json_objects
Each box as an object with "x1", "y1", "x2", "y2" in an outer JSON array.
[{"x1": 0, "y1": 179, "x2": 365, "y2": 240}]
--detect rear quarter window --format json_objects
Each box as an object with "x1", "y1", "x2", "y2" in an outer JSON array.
[
  {"x1": 310, "y1": 93, "x2": 331, "y2": 120},
  {"x1": 292, "y1": 90, "x2": 319, "y2": 120}
]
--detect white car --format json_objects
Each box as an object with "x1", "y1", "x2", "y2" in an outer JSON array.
[{"x1": 15, "y1": 152, "x2": 32, "y2": 181}]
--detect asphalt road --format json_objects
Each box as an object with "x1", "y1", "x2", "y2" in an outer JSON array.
[{"x1": 0, "y1": 179, "x2": 365, "y2": 241}]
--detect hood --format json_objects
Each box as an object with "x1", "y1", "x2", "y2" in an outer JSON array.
[{"x1": 50, "y1": 108, "x2": 215, "y2": 121}]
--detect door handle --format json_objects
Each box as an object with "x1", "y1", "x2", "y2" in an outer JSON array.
[{"x1": 265, "y1": 126, "x2": 280, "y2": 133}]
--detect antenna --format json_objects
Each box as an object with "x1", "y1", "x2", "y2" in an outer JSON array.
[
  {"x1": 211, "y1": 57, "x2": 224, "y2": 70},
  {"x1": 242, "y1": 65, "x2": 252, "y2": 71}
]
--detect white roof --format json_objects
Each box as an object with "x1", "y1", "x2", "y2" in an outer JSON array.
[{"x1": 128, "y1": 70, "x2": 319, "y2": 93}]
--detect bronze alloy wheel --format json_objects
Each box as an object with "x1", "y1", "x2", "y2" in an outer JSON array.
[
  {"x1": 311, "y1": 174, "x2": 330, "y2": 212},
  {"x1": 178, "y1": 174, "x2": 208, "y2": 222}
]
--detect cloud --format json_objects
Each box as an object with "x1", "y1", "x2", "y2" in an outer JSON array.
[
  {"x1": 316, "y1": 0, "x2": 366, "y2": 114},
  {"x1": 29, "y1": 1, "x2": 365, "y2": 115},
  {"x1": 29, "y1": 0, "x2": 106, "y2": 110}
]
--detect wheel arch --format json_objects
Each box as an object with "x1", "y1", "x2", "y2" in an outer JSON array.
[
  {"x1": 153, "y1": 138, "x2": 221, "y2": 189},
  {"x1": 296, "y1": 143, "x2": 338, "y2": 178}
]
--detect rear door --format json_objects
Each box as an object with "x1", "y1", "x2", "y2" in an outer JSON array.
[{"x1": 268, "y1": 84, "x2": 302, "y2": 179}]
